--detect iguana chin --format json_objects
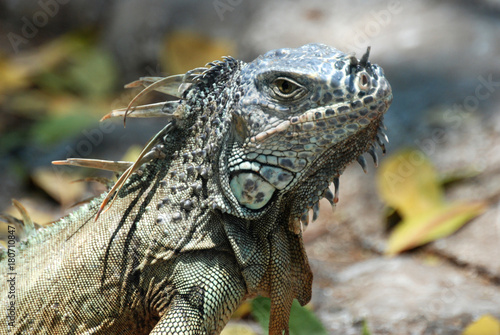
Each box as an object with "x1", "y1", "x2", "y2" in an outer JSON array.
[{"x1": 1, "y1": 43, "x2": 392, "y2": 334}]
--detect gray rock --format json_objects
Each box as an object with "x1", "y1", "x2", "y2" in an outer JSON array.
[{"x1": 310, "y1": 256, "x2": 500, "y2": 334}]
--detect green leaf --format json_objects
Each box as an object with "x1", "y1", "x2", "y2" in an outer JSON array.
[
  {"x1": 30, "y1": 113, "x2": 95, "y2": 146},
  {"x1": 361, "y1": 319, "x2": 372, "y2": 335},
  {"x1": 250, "y1": 297, "x2": 271, "y2": 331},
  {"x1": 251, "y1": 297, "x2": 327, "y2": 335},
  {"x1": 65, "y1": 48, "x2": 117, "y2": 98},
  {"x1": 0, "y1": 33, "x2": 83, "y2": 95},
  {"x1": 35, "y1": 48, "x2": 117, "y2": 99}
]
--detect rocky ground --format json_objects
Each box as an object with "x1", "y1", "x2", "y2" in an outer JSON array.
[{"x1": 1, "y1": 0, "x2": 499, "y2": 333}]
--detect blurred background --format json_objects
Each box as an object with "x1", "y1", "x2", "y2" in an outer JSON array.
[{"x1": 0, "y1": 0, "x2": 499, "y2": 334}]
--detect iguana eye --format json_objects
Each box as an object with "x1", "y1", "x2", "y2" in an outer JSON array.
[
  {"x1": 276, "y1": 79, "x2": 294, "y2": 94},
  {"x1": 271, "y1": 77, "x2": 307, "y2": 100}
]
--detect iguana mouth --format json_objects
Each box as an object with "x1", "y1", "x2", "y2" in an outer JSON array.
[{"x1": 229, "y1": 171, "x2": 277, "y2": 210}]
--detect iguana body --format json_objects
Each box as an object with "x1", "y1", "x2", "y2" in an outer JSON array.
[{"x1": 1, "y1": 44, "x2": 392, "y2": 334}]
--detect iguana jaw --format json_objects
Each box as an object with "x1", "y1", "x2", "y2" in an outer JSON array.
[{"x1": 226, "y1": 97, "x2": 390, "y2": 210}]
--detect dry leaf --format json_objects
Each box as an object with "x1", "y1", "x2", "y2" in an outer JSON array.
[
  {"x1": 377, "y1": 150, "x2": 487, "y2": 255},
  {"x1": 3, "y1": 198, "x2": 56, "y2": 227},
  {"x1": 386, "y1": 201, "x2": 487, "y2": 255},
  {"x1": 220, "y1": 324, "x2": 256, "y2": 335},
  {"x1": 377, "y1": 149, "x2": 444, "y2": 218},
  {"x1": 0, "y1": 35, "x2": 83, "y2": 95},
  {"x1": 231, "y1": 300, "x2": 252, "y2": 319},
  {"x1": 162, "y1": 31, "x2": 235, "y2": 74},
  {"x1": 31, "y1": 167, "x2": 86, "y2": 208}
]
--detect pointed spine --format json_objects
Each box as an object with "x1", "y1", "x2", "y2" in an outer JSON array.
[
  {"x1": 357, "y1": 156, "x2": 368, "y2": 173},
  {"x1": 368, "y1": 147, "x2": 379, "y2": 167},
  {"x1": 333, "y1": 177, "x2": 340, "y2": 203}
]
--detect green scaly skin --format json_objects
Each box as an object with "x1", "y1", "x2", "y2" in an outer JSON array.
[{"x1": 0, "y1": 44, "x2": 392, "y2": 334}]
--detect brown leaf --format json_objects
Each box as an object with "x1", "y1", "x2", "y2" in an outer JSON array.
[{"x1": 31, "y1": 167, "x2": 86, "y2": 208}]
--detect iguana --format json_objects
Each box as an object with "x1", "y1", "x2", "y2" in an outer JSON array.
[{"x1": 1, "y1": 43, "x2": 392, "y2": 334}]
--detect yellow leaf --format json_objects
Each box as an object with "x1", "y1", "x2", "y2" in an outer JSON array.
[
  {"x1": 220, "y1": 324, "x2": 257, "y2": 335},
  {"x1": 463, "y1": 315, "x2": 500, "y2": 335},
  {"x1": 0, "y1": 55, "x2": 31, "y2": 94},
  {"x1": 231, "y1": 300, "x2": 252, "y2": 319},
  {"x1": 377, "y1": 149, "x2": 444, "y2": 218},
  {"x1": 121, "y1": 145, "x2": 143, "y2": 163},
  {"x1": 421, "y1": 254, "x2": 442, "y2": 266},
  {"x1": 378, "y1": 149, "x2": 488, "y2": 255},
  {"x1": 386, "y1": 201, "x2": 487, "y2": 255},
  {"x1": 162, "y1": 31, "x2": 235, "y2": 74}
]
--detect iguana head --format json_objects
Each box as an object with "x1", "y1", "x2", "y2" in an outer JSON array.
[{"x1": 223, "y1": 43, "x2": 392, "y2": 227}]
